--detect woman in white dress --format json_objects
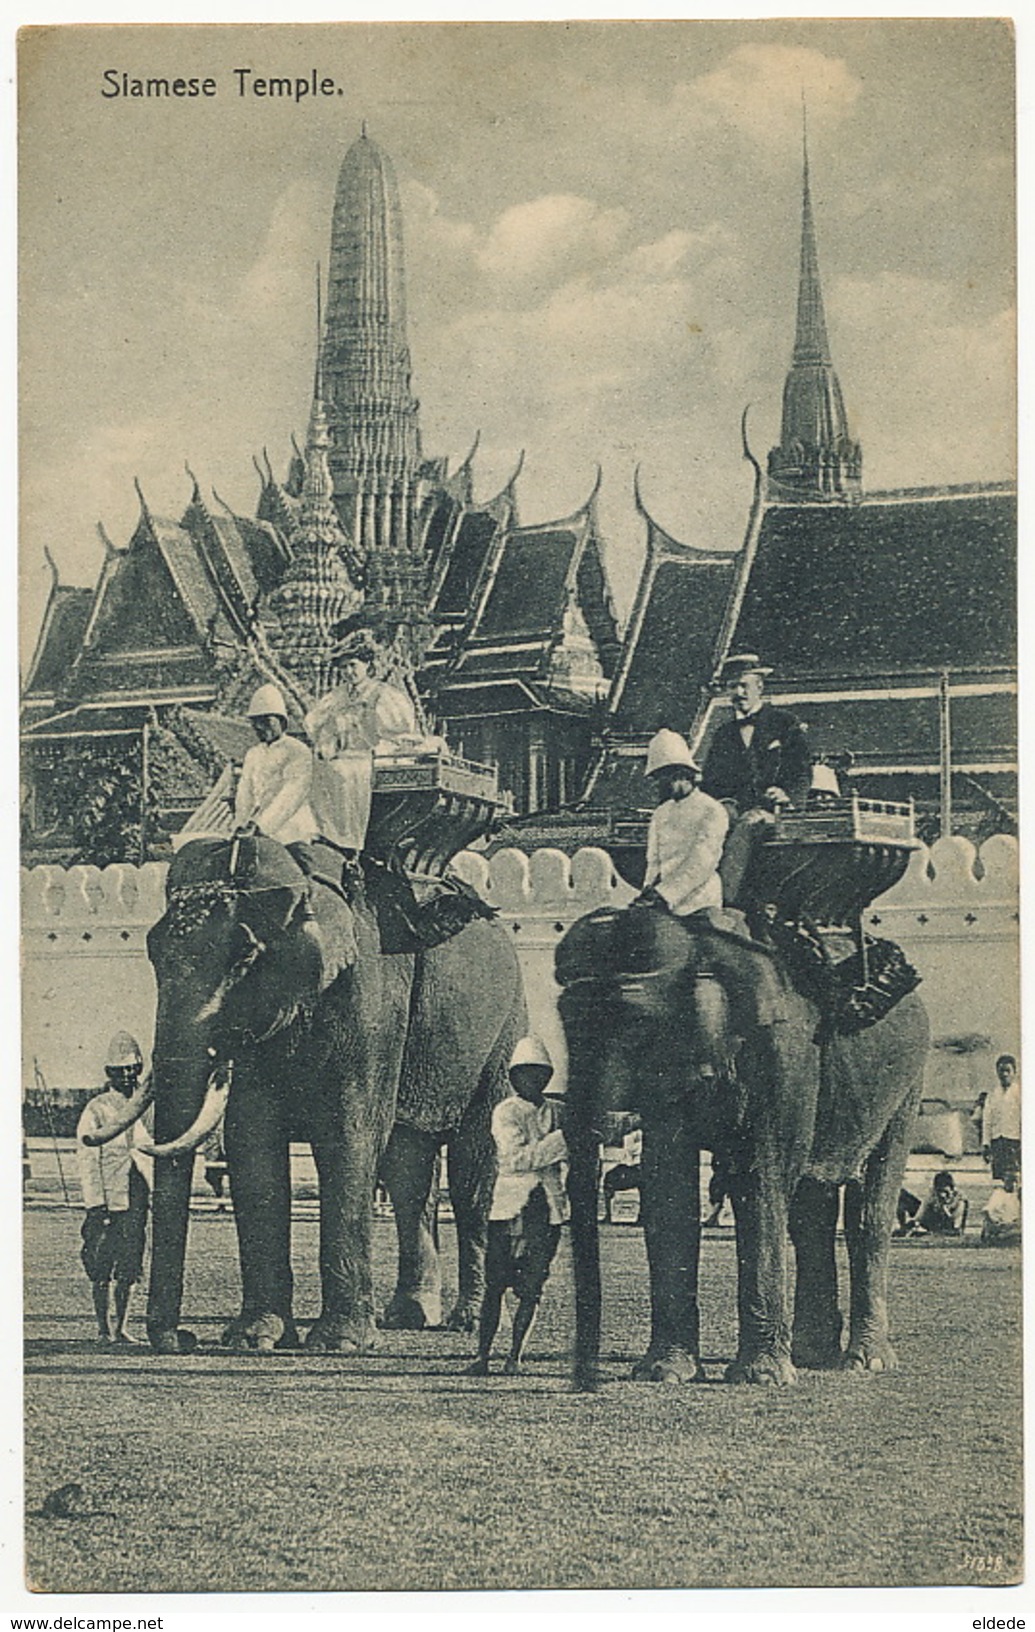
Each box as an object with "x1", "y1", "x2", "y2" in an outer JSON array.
[{"x1": 305, "y1": 632, "x2": 420, "y2": 852}]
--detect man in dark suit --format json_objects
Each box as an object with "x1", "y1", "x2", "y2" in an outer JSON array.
[{"x1": 701, "y1": 654, "x2": 811, "y2": 906}]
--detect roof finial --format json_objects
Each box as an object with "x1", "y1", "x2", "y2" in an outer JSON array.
[
  {"x1": 361, "y1": 119, "x2": 368, "y2": 139},
  {"x1": 314, "y1": 261, "x2": 324, "y2": 401}
]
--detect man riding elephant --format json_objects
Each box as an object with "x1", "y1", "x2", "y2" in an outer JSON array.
[{"x1": 701, "y1": 653, "x2": 811, "y2": 907}]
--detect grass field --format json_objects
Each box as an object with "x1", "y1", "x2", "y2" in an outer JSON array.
[{"x1": 24, "y1": 1204, "x2": 1022, "y2": 1594}]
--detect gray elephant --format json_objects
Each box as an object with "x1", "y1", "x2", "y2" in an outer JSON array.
[
  {"x1": 97, "y1": 836, "x2": 524, "y2": 1353},
  {"x1": 555, "y1": 904, "x2": 929, "y2": 1390}
]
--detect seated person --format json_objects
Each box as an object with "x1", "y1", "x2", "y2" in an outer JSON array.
[
  {"x1": 305, "y1": 629, "x2": 422, "y2": 854},
  {"x1": 981, "y1": 1173, "x2": 1021, "y2": 1245},
  {"x1": 701, "y1": 654, "x2": 811, "y2": 907},
  {"x1": 893, "y1": 1187, "x2": 922, "y2": 1236},
  {"x1": 639, "y1": 729, "x2": 728, "y2": 917},
  {"x1": 235, "y1": 684, "x2": 317, "y2": 845},
  {"x1": 915, "y1": 1170, "x2": 968, "y2": 1235}
]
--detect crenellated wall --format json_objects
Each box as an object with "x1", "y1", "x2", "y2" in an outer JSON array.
[{"x1": 22, "y1": 838, "x2": 1018, "y2": 1097}]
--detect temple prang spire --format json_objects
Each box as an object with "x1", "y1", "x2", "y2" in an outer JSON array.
[
  {"x1": 767, "y1": 118, "x2": 862, "y2": 503},
  {"x1": 322, "y1": 128, "x2": 423, "y2": 557}
]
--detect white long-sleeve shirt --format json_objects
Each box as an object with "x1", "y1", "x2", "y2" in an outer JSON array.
[
  {"x1": 982, "y1": 1077, "x2": 1021, "y2": 1145},
  {"x1": 643, "y1": 787, "x2": 728, "y2": 916},
  {"x1": 76, "y1": 1089, "x2": 154, "y2": 1211},
  {"x1": 489, "y1": 1095, "x2": 569, "y2": 1224},
  {"x1": 234, "y1": 733, "x2": 317, "y2": 845}
]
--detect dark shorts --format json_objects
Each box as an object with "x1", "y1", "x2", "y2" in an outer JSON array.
[
  {"x1": 991, "y1": 1138, "x2": 1021, "y2": 1184},
  {"x1": 80, "y1": 1167, "x2": 149, "y2": 1286},
  {"x1": 486, "y1": 1187, "x2": 561, "y2": 1305}
]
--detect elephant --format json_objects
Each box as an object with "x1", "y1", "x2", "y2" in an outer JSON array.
[
  {"x1": 555, "y1": 903, "x2": 929, "y2": 1390},
  {"x1": 107, "y1": 835, "x2": 525, "y2": 1354}
]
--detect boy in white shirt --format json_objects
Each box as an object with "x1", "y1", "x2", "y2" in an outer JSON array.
[
  {"x1": 76, "y1": 1032, "x2": 154, "y2": 1345},
  {"x1": 467, "y1": 1036, "x2": 568, "y2": 1377}
]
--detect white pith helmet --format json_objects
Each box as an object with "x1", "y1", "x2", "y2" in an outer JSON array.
[
  {"x1": 645, "y1": 729, "x2": 700, "y2": 779},
  {"x1": 105, "y1": 1031, "x2": 143, "y2": 1070},
  {"x1": 247, "y1": 683, "x2": 288, "y2": 721},
  {"x1": 509, "y1": 1035, "x2": 553, "y2": 1073}
]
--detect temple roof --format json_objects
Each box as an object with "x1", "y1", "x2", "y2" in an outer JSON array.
[
  {"x1": 426, "y1": 476, "x2": 619, "y2": 704},
  {"x1": 729, "y1": 485, "x2": 1015, "y2": 678},
  {"x1": 23, "y1": 581, "x2": 93, "y2": 699},
  {"x1": 606, "y1": 484, "x2": 737, "y2": 733}
]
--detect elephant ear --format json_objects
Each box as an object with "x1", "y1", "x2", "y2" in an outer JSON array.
[
  {"x1": 304, "y1": 883, "x2": 358, "y2": 989},
  {"x1": 705, "y1": 935, "x2": 794, "y2": 1037}
]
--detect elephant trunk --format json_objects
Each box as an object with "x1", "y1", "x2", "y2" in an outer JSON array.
[
  {"x1": 146, "y1": 1029, "x2": 229, "y2": 1348},
  {"x1": 80, "y1": 1073, "x2": 154, "y2": 1145}
]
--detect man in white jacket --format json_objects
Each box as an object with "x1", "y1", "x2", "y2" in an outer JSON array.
[
  {"x1": 234, "y1": 684, "x2": 317, "y2": 846},
  {"x1": 467, "y1": 1036, "x2": 568, "y2": 1377},
  {"x1": 640, "y1": 729, "x2": 728, "y2": 917}
]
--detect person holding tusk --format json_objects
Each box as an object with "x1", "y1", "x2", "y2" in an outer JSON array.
[{"x1": 76, "y1": 1032, "x2": 155, "y2": 1345}]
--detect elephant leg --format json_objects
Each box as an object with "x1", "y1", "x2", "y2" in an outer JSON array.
[
  {"x1": 380, "y1": 1124, "x2": 443, "y2": 1330},
  {"x1": 223, "y1": 1075, "x2": 293, "y2": 1351},
  {"x1": 306, "y1": 1114, "x2": 385, "y2": 1354},
  {"x1": 146, "y1": 1152, "x2": 199, "y2": 1353},
  {"x1": 634, "y1": 1111, "x2": 703, "y2": 1383},
  {"x1": 789, "y1": 1175, "x2": 844, "y2": 1368},
  {"x1": 444, "y1": 1097, "x2": 495, "y2": 1332},
  {"x1": 726, "y1": 1163, "x2": 796, "y2": 1386},
  {"x1": 843, "y1": 1100, "x2": 914, "y2": 1374}
]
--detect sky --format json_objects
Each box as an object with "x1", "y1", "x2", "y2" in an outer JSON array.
[{"x1": 18, "y1": 19, "x2": 1015, "y2": 667}]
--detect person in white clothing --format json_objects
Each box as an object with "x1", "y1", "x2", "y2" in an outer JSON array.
[
  {"x1": 234, "y1": 684, "x2": 317, "y2": 846},
  {"x1": 981, "y1": 1054, "x2": 1021, "y2": 1185},
  {"x1": 639, "y1": 729, "x2": 728, "y2": 917},
  {"x1": 305, "y1": 632, "x2": 420, "y2": 853},
  {"x1": 76, "y1": 1032, "x2": 155, "y2": 1345},
  {"x1": 467, "y1": 1036, "x2": 568, "y2": 1377}
]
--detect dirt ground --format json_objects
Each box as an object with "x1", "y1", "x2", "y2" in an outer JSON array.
[{"x1": 23, "y1": 1202, "x2": 1022, "y2": 1594}]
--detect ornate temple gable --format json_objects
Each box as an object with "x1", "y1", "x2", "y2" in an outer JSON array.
[
  {"x1": 22, "y1": 549, "x2": 92, "y2": 705},
  {"x1": 71, "y1": 505, "x2": 217, "y2": 683},
  {"x1": 256, "y1": 457, "x2": 301, "y2": 541},
  {"x1": 602, "y1": 475, "x2": 738, "y2": 741},
  {"x1": 452, "y1": 473, "x2": 601, "y2": 675}
]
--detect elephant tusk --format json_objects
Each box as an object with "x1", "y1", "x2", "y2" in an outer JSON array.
[
  {"x1": 81, "y1": 1073, "x2": 155, "y2": 1146},
  {"x1": 137, "y1": 1065, "x2": 232, "y2": 1159}
]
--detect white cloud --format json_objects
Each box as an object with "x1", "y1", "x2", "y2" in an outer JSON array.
[
  {"x1": 476, "y1": 194, "x2": 632, "y2": 286},
  {"x1": 683, "y1": 43, "x2": 862, "y2": 148}
]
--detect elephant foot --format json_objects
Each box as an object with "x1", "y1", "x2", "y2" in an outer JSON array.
[
  {"x1": 503, "y1": 1356, "x2": 522, "y2": 1376},
  {"x1": 304, "y1": 1315, "x2": 379, "y2": 1355},
  {"x1": 792, "y1": 1317, "x2": 845, "y2": 1370},
  {"x1": 380, "y1": 1292, "x2": 443, "y2": 1331},
  {"x1": 725, "y1": 1352, "x2": 797, "y2": 1387},
  {"x1": 148, "y1": 1327, "x2": 198, "y2": 1356},
  {"x1": 444, "y1": 1299, "x2": 480, "y2": 1334},
  {"x1": 465, "y1": 1357, "x2": 490, "y2": 1377},
  {"x1": 632, "y1": 1346, "x2": 702, "y2": 1384},
  {"x1": 221, "y1": 1314, "x2": 287, "y2": 1354},
  {"x1": 843, "y1": 1336, "x2": 898, "y2": 1374}
]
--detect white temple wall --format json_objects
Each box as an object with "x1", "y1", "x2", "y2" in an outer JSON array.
[{"x1": 21, "y1": 839, "x2": 1019, "y2": 1099}]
